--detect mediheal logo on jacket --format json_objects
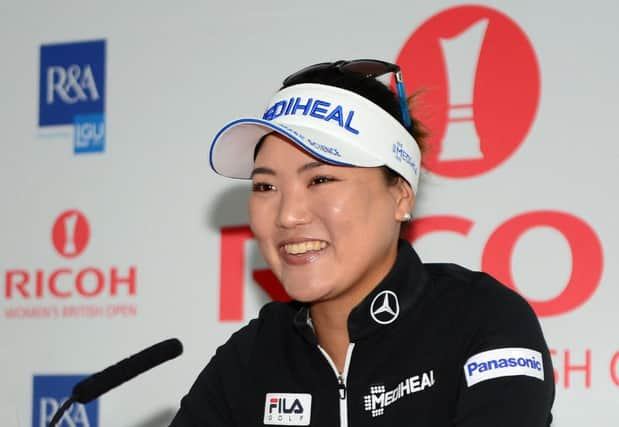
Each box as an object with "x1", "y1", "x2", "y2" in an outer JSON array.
[
  {"x1": 363, "y1": 370, "x2": 436, "y2": 418},
  {"x1": 38, "y1": 39, "x2": 106, "y2": 154},
  {"x1": 263, "y1": 393, "x2": 311, "y2": 426}
]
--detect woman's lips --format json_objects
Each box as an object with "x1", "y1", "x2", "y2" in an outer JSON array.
[{"x1": 279, "y1": 240, "x2": 329, "y2": 266}]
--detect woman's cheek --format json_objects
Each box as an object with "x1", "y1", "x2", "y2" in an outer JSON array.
[{"x1": 249, "y1": 198, "x2": 273, "y2": 238}]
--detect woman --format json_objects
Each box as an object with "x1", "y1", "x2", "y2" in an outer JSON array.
[{"x1": 170, "y1": 60, "x2": 555, "y2": 426}]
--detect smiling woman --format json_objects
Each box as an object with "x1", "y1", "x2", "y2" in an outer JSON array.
[{"x1": 170, "y1": 60, "x2": 555, "y2": 427}]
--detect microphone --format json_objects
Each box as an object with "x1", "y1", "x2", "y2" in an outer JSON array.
[{"x1": 48, "y1": 338, "x2": 183, "y2": 427}]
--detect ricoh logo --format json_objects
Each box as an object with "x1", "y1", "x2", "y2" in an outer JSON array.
[
  {"x1": 2, "y1": 209, "x2": 138, "y2": 319},
  {"x1": 363, "y1": 370, "x2": 435, "y2": 417},
  {"x1": 32, "y1": 375, "x2": 98, "y2": 427},
  {"x1": 218, "y1": 210, "x2": 603, "y2": 322},
  {"x1": 263, "y1": 393, "x2": 311, "y2": 426},
  {"x1": 38, "y1": 39, "x2": 106, "y2": 154}
]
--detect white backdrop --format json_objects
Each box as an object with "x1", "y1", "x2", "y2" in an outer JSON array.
[{"x1": 0, "y1": 0, "x2": 617, "y2": 426}]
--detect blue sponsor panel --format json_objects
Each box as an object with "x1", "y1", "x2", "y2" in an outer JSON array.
[
  {"x1": 74, "y1": 113, "x2": 105, "y2": 154},
  {"x1": 32, "y1": 375, "x2": 98, "y2": 427},
  {"x1": 39, "y1": 40, "x2": 105, "y2": 127}
]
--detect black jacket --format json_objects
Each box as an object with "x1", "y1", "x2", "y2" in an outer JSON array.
[{"x1": 170, "y1": 240, "x2": 554, "y2": 426}]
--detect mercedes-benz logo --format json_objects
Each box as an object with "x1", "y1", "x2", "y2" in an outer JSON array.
[{"x1": 370, "y1": 290, "x2": 400, "y2": 325}]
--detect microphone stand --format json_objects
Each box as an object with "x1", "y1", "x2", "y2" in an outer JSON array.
[{"x1": 48, "y1": 396, "x2": 76, "y2": 427}]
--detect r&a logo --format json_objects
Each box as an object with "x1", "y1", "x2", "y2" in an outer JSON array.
[
  {"x1": 39, "y1": 39, "x2": 106, "y2": 154},
  {"x1": 396, "y1": 5, "x2": 540, "y2": 177},
  {"x1": 263, "y1": 393, "x2": 311, "y2": 426},
  {"x1": 32, "y1": 375, "x2": 98, "y2": 427}
]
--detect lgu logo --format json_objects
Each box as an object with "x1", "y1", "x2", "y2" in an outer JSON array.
[
  {"x1": 38, "y1": 39, "x2": 106, "y2": 154},
  {"x1": 32, "y1": 375, "x2": 98, "y2": 427}
]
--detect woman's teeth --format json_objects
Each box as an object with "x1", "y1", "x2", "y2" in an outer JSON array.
[{"x1": 284, "y1": 241, "x2": 327, "y2": 255}]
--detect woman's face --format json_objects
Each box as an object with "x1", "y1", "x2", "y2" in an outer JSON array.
[{"x1": 248, "y1": 133, "x2": 413, "y2": 304}]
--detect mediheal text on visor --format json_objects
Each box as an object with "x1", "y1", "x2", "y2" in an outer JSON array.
[{"x1": 262, "y1": 97, "x2": 360, "y2": 135}]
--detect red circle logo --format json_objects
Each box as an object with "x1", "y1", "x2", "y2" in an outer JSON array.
[
  {"x1": 52, "y1": 210, "x2": 90, "y2": 258},
  {"x1": 396, "y1": 5, "x2": 540, "y2": 178}
]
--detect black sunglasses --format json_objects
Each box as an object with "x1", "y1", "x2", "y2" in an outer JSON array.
[{"x1": 282, "y1": 59, "x2": 412, "y2": 129}]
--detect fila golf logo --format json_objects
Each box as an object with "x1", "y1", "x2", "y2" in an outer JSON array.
[
  {"x1": 370, "y1": 290, "x2": 400, "y2": 325},
  {"x1": 363, "y1": 370, "x2": 435, "y2": 417},
  {"x1": 52, "y1": 210, "x2": 90, "y2": 258},
  {"x1": 32, "y1": 375, "x2": 98, "y2": 427},
  {"x1": 39, "y1": 39, "x2": 106, "y2": 154},
  {"x1": 464, "y1": 347, "x2": 544, "y2": 387},
  {"x1": 396, "y1": 5, "x2": 540, "y2": 177},
  {"x1": 263, "y1": 393, "x2": 311, "y2": 426}
]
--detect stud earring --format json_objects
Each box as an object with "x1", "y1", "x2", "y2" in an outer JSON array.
[{"x1": 402, "y1": 213, "x2": 412, "y2": 222}]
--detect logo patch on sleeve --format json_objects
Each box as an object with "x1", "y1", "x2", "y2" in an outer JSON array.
[
  {"x1": 464, "y1": 347, "x2": 544, "y2": 387},
  {"x1": 263, "y1": 393, "x2": 311, "y2": 425}
]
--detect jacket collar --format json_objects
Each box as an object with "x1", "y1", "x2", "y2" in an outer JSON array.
[{"x1": 293, "y1": 239, "x2": 429, "y2": 344}]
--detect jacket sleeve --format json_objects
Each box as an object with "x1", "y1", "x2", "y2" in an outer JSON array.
[
  {"x1": 169, "y1": 319, "x2": 260, "y2": 427},
  {"x1": 168, "y1": 349, "x2": 236, "y2": 427},
  {"x1": 453, "y1": 273, "x2": 555, "y2": 427}
]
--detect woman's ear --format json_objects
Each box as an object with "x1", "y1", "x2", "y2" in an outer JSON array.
[{"x1": 390, "y1": 177, "x2": 415, "y2": 222}]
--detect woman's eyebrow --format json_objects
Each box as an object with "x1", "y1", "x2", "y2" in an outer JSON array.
[
  {"x1": 297, "y1": 161, "x2": 326, "y2": 173},
  {"x1": 251, "y1": 161, "x2": 326, "y2": 178},
  {"x1": 250, "y1": 166, "x2": 275, "y2": 178}
]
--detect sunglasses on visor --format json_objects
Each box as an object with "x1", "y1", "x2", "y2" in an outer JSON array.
[{"x1": 282, "y1": 59, "x2": 412, "y2": 129}]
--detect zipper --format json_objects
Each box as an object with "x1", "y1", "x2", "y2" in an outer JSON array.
[{"x1": 318, "y1": 343, "x2": 355, "y2": 427}]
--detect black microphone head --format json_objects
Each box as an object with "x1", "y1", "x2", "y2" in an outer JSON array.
[{"x1": 72, "y1": 338, "x2": 183, "y2": 404}]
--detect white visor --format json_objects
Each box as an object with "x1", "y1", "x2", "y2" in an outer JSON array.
[{"x1": 210, "y1": 83, "x2": 421, "y2": 193}]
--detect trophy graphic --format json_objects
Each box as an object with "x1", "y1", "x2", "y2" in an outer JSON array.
[
  {"x1": 62, "y1": 213, "x2": 78, "y2": 255},
  {"x1": 438, "y1": 18, "x2": 488, "y2": 161}
]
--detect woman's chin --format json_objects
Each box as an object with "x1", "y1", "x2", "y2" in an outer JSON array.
[{"x1": 282, "y1": 281, "x2": 332, "y2": 303}]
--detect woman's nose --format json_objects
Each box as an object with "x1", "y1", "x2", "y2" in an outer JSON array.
[{"x1": 276, "y1": 189, "x2": 311, "y2": 229}]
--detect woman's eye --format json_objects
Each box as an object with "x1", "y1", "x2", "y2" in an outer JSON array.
[
  {"x1": 310, "y1": 175, "x2": 336, "y2": 186},
  {"x1": 252, "y1": 182, "x2": 276, "y2": 192}
]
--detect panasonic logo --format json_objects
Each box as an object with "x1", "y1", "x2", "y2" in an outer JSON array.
[{"x1": 464, "y1": 347, "x2": 544, "y2": 387}]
